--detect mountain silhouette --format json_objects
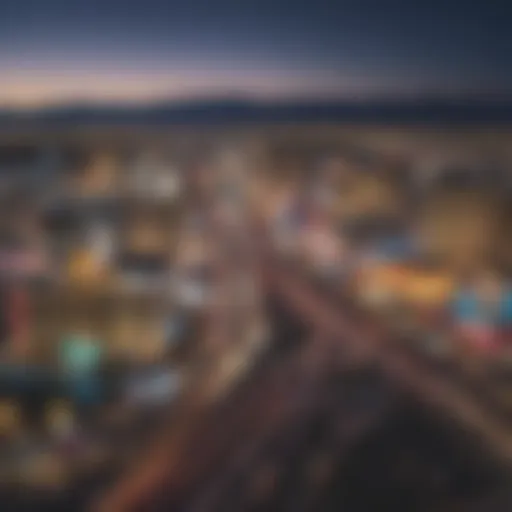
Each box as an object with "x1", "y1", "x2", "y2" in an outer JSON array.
[{"x1": 1, "y1": 97, "x2": 512, "y2": 126}]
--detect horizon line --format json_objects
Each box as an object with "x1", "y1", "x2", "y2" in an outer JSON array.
[{"x1": 2, "y1": 90, "x2": 512, "y2": 114}]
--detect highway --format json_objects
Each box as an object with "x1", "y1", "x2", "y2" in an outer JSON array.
[{"x1": 97, "y1": 257, "x2": 512, "y2": 511}]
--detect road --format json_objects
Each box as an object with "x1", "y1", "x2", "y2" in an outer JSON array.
[{"x1": 97, "y1": 260, "x2": 512, "y2": 511}]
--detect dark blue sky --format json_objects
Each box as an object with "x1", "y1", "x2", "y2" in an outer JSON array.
[{"x1": 1, "y1": 0, "x2": 511, "y2": 106}]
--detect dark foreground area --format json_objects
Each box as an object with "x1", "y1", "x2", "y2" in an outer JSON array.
[
  {"x1": 161, "y1": 375, "x2": 511, "y2": 512},
  {"x1": 145, "y1": 295, "x2": 512, "y2": 512}
]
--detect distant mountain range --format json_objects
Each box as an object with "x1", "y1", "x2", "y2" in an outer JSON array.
[{"x1": 1, "y1": 97, "x2": 512, "y2": 126}]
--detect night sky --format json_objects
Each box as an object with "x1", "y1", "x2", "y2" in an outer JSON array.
[{"x1": 1, "y1": 0, "x2": 511, "y2": 107}]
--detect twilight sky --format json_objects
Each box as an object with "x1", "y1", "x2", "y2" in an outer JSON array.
[{"x1": 1, "y1": 0, "x2": 511, "y2": 107}]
